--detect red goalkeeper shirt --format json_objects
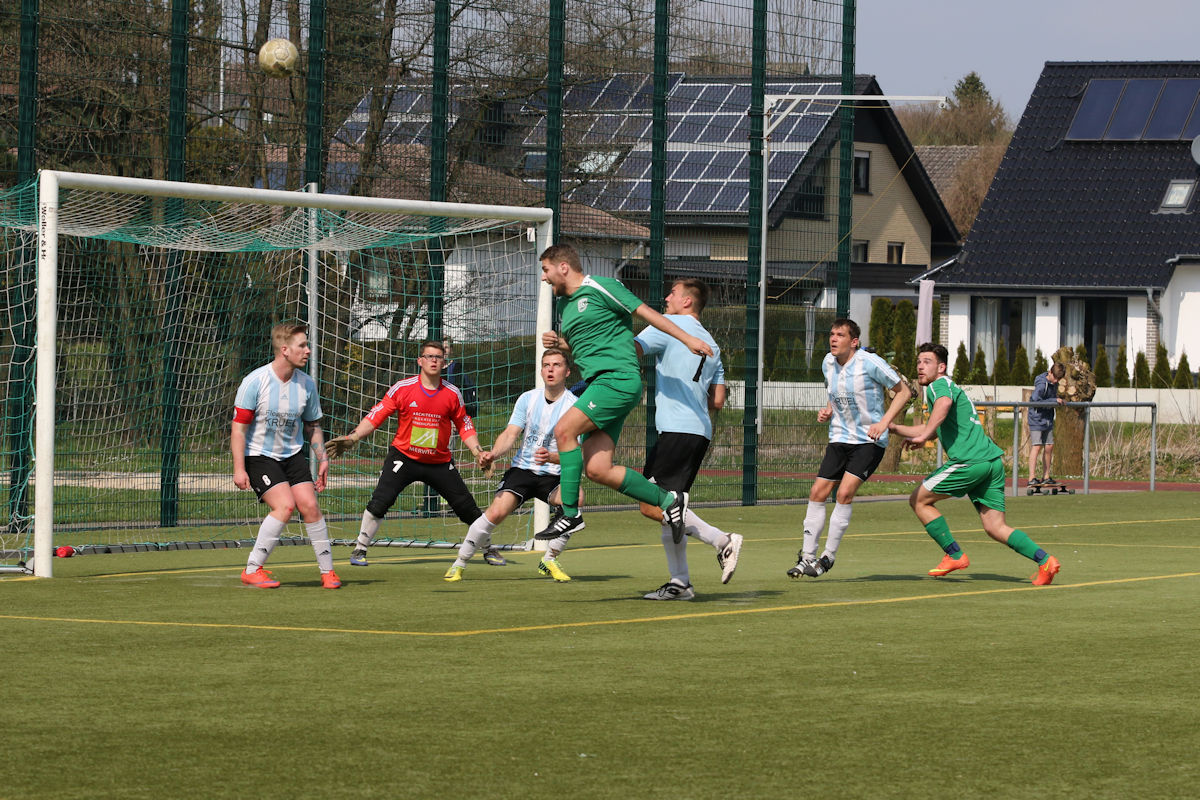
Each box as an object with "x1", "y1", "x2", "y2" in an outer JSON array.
[{"x1": 364, "y1": 375, "x2": 475, "y2": 463}]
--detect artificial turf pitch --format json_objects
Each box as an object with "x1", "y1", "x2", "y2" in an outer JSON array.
[{"x1": 3, "y1": 491, "x2": 1198, "y2": 799}]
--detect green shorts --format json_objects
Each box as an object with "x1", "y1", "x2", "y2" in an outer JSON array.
[
  {"x1": 575, "y1": 371, "x2": 643, "y2": 445},
  {"x1": 922, "y1": 458, "x2": 1007, "y2": 512}
]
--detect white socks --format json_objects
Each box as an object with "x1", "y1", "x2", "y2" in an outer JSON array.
[
  {"x1": 658, "y1": 510, "x2": 732, "y2": 586},
  {"x1": 661, "y1": 524, "x2": 690, "y2": 585},
  {"x1": 824, "y1": 503, "x2": 853, "y2": 561},
  {"x1": 247, "y1": 515, "x2": 286, "y2": 571},
  {"x1": 355, "y1": 511, "x2": 382, "y2": 550},
  {"x1": 305, "y1": 517, "x2": 334, "y2": 573},
  {"x1": 802, "y1": 501, "x2": 827, "y2": 559},
  {"x1": 684, "y1": 509, "x2": 729, "y2": 549},
  {"x1": 455, "y1": 514, "x2": 497, "y2": 567}
]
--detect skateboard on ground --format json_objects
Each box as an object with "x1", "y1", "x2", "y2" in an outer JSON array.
[{"x1": 1026, "y1": 480, "x2": 1075, "y2": 496}]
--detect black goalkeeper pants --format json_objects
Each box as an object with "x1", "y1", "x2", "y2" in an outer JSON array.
[{"x1": 365, "y1": 446, "x2": 482, "y2": 524}]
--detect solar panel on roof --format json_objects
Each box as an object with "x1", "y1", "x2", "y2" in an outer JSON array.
[
  {"x1": 540, "y1": 77, "x2": 841, "y2": 214},
  {"x1": 672, "y1": 150, "x2": 710, "y2": 180},
  {"x1": 679, "y1": 182, "x2": 719, "y2": 211},
  {"x1": 616, "y1": 151, "x2": 651, "y2": 179},
  {"x1": 1105, "y1": 79, "x2": 1163, "y2": 140},
  {"x1": 712, "y1": 182, "x2": 748, "y2": 212},
  {"x1": 617, "y1": 116, "x2": 651, "y2": 140},
  {"x1": 1066, "y1": 79, "x2": 1124, "y2": 140},
  {"x1": 699, "y1": 118, "x2": 734, "y2": 144},
  {"x1": 673, "y1": 116, "x2": 710, "y2": 144},
  {"x1": 621, "y1": 181, "x2": 652, "y2": 211},
  {"x1": 563, "y1": 81, "x2": 604, "y2": 109},
  {"x1": 698, "y1": 84, "x2": 734, "y2": 109},
  {"x1": 1143, "y1": 79, "x2": 1200, "y2": 140},
  {"x1": 1184, "y1": 106, "x2": 1200, "y2": 140}
]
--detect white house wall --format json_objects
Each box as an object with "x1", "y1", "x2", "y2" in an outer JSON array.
[
  {"x1": 1161, "y1": 262, "x2": 1200, "y2": 363},
  {"x1": 1035, "y1": 295, "x2": 1060, "y2": 358},
  {"x1": 1127, "y1": 295, "x2": 1148, "y2": 368},
  {"x1": 947, "y1": 293, "x2": 970, "y2": 355}
]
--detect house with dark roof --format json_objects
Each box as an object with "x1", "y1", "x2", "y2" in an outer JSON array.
[
  {"x1": 919, "y1": 61, "x2": 1200, "y2": 372},
  {"x1": 520, "y1": 73, "x2": 958, "y2": 338},
  {"x1": 324, "y1": 75, "x2": 960, "y2": 346}
]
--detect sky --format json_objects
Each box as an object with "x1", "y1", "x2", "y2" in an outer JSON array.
[{"x1": 856, "y1": 0, "x2": 1198, "y2": 119}]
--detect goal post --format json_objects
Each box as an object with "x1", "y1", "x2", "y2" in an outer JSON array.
[{"x1": 9, "y1": 170, "x2": 554, "y2": 577}]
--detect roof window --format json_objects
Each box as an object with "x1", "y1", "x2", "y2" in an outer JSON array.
[{"x1": 1160, "y1": 179, "x2": 1195, "y2": 213}]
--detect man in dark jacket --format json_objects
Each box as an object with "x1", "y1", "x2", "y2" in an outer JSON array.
[{"x1": 1027, "y1": 362, "x2": 1065, "y2": 486}]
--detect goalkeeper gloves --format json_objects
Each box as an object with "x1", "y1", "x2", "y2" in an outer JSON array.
[{"x1": 326, "y1": 432, "x2": 360, "y2": 460}]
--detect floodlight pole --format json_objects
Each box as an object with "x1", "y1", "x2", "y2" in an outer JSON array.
[{"x1": 757, "y1": 93, "x2": 947, "y2": 431}]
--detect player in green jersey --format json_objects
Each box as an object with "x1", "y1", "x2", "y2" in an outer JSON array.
[
  {"x1": 535, "y1": 243, "x2": 713, "y2": 545},
  {"x1": 888, "y1": 343, "x2": 1061, "y2": 586}
]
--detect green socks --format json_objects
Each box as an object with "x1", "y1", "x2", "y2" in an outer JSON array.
[
  {"x1": 923, "y1": 515, "x2": 963, "y2": 556},
  {"x1": 618, "y1": 468, "x2": 672, "y2": 508},
  {"x1": 558, "y1": 447, "x2": 583, "y2": 517},
  {"x1": 1006, "y1": 529, "x2": 1046, "y2": 562}
]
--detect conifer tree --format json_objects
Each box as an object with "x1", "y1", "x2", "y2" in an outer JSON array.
[
  {"x1": 1010, "y1": 344, "x2": 1031, "y2": 385},
  {"x1": 1152, "y1": 342, "x2": 1173, "y2": 388},
  {"x1": 1134, "y1": 351, "x2": 1151, "y2": 387},
  {"x1": 1114, "y1": 344, "x2": 1130, "y2": 388},
  {"x1": 992, "y1": 341, "x2": 1010, "y2": 384},
  {"x1": 892, "y1": 301, "x2": 917, "y2": 377},
  {"x1": 1172, "y1": 352, "x2": 1193, "y2": 388},
  {"x1": 952, "y1": 342, "x2": 971, "y2": 383},
  {"x1": 869, "y1": 298, "x2": 894, "y2": 355},
  {"x1": 1033, "y1": 347, "x2": 1048, "y2": 376},
  {"x1": 969, "y1": 344, "x2": 989, "y2": 384},
  {"x1": 1094, "y1": 343, "x2": 1111, "y2": 388}
]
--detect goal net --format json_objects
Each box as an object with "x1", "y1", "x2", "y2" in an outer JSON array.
[{"x1": 0, "y1": 171, "x2": 553, "y2": 577}]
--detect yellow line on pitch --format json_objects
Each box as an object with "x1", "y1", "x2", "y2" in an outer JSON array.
[{"x1": 2, "y1": 571, "x2": 1196, "y2": 638}]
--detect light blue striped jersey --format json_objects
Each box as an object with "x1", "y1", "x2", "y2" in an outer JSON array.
[
  {"x1": 506, "y1": 387, "x2": 578, "y2": 475},
  {"x1": 234, "y1": 363, "x2": 322, "y2": 460},
  {"x1": 635, "y1": 315, "x2": 724, "y2": 438},
  {"x1": 822, "y1": 349, "x2": 900, "y2": 447}
]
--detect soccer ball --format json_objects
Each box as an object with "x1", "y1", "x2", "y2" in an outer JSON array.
[{"x1": 258, "y1": 38, "x2": 299, "y2": 78}]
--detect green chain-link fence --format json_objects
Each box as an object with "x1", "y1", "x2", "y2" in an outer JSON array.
[{"x1": 0, "y1": 0, "x2": 854, "y2": 548}]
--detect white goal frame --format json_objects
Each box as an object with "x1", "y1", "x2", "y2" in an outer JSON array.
[{"x1": 31, "y1": 169, "x2": 555, "y2": 577}]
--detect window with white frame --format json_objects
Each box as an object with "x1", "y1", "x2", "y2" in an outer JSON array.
[{"x1": 853, "y1": 151, "x2": 870, "y2": 193}]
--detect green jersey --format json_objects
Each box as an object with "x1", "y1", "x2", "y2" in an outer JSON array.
[
  {"x1": 558, "y1": 275, "x2": 644, "y2": 381},
  {"x1": 925, "y1": 376, "x2": 1003, "y2": 463}
]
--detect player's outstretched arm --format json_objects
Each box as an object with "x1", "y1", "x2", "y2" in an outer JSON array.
[
  {"x1": 868, "y1": 380, "x2": 913, "y2": 440},
  {"x1": 327, "y1": 418, "x2": 375, "y2": 460},
  {"x1": 461, "y1": 433, "x2": 487, "y2": 468},
  {"x1": 486, "y1": 424, "x2": 523, "y2": 464},
  {"x1": 633, "y1": 304, "x2": 713, "y2": 357},
  {"x1": 890, "y1": 396, "x2": 951, "y2": 448}
]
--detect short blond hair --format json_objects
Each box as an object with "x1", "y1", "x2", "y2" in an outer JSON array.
[{"x1": 271, "y1": 322, "x2": 307, "y2": 354}]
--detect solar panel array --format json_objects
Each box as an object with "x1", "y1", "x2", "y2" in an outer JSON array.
[
  {"x1": 524, "y1": 74, "x2": 842, "y2": 214},
  {"x1": 334, "y1": 89, "x2": 462, "y2": 146},
  {"x1": 1066, "y1": 78, "x2": 1200, "y2": 141}
]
